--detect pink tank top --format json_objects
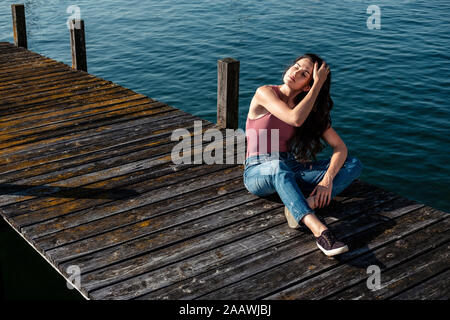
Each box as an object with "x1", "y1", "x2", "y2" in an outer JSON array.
[{"x1": 245, "y1": 85, "x2": 296, "y2": 159}]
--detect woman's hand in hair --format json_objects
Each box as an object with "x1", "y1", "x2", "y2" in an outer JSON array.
[{"x1": 312, "y1": 61, "x2": 330, "y2": 88}]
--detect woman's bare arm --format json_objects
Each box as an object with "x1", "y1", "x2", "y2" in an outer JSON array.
[
  {"x1": 321, "y1": 126, "x2": 348, "y2": 181},
  {"x1": 254, "y1": 62, "x2": 329, "y2": 127},
  {"x1": 310, "y1": 126, "x2": 348, "y2": 208},
  {"x1": 255, "y1": 83, "x2": 323, "y2": 127}
]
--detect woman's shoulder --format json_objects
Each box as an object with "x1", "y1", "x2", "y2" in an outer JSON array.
[
  {"x1": 252, "y1": 85, "x2": 279, "y2": 106},
  {"x1": 257, "y1": 84, "x2": 278, "y2": 91},
  {"x1": 249, "y1": 85, "x2": 278, "y2": 119},
  {"x1": 255, "y1": 85, "x2": 280, "y2": 98}
]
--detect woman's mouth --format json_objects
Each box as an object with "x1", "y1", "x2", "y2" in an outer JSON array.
[{"x1": 289, "y1": 75, "x2": 295, "y2": 82}]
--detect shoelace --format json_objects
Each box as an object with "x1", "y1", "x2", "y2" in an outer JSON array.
[{"x1": 322, "y1": 231, "x2": 336, "y2": 247}]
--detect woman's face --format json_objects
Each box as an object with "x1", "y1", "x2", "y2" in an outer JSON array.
[{"x1": 283, "y1": 58, "x2": 314, "y2": 91}]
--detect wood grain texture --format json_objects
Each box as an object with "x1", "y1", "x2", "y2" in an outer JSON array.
[
  {"x1": 217, "y1": 58, "x2": 239, "y2": 129},
  {"x1": 11, "y1": 4, "x2": 27, "y2": 49},
  {"x1": 391, "y1": 268, "x2": 450, "y2": 300},
  {"x1": 199, "y1": 206, "x2": 446, "y2": 300},
  {"x1": 137, "y1": 196, "x2": 421, "y2": 300},
  {"x1": 69, "y1": 19, "x2": 87, "y2": 72},
  {"x1": 328, "y1": 241, "x2": 450, "y2": 300}
]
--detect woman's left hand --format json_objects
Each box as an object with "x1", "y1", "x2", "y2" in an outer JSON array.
[{"x1": 310, "y1": 174, "x2": 333, "y2": 208}]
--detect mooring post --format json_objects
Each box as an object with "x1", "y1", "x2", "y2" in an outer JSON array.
[
  {"x1": 217, "y1": 57, "x2": 240, "y2": 129},
  {"x1": 69, "y1": 19, "x2": 87, "y2": 72},
  {"x1": 11, "y1": 4, "x2": 27, "y2": 49}
]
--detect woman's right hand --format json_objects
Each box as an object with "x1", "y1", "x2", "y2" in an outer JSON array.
[{"x1": 312, "y1": 61, "x2": 330, "y2": 87}]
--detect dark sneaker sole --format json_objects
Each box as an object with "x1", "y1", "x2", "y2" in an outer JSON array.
[{"x1": 316, "y1": 242, "x2": 349, "y2": 256}]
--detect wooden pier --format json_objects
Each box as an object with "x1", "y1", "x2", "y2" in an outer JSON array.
[{"x1": 0, "y1": 41, "x2": 449, "y2": 300}]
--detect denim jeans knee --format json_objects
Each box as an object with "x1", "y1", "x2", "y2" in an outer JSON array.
[
  {"x1": 243, "y1": 159, "x2": 290, "y2": 196},
  {"x1": 243, "y1": 152, "x2": 314, "y2": 222},
  {"x1": 344, "y1": 156, "x2": 363, "y2": 179}
]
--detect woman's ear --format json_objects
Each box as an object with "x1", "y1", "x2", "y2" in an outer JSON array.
[{"x1": 302, "y1": 85, "x2": 311, "y2": 92}]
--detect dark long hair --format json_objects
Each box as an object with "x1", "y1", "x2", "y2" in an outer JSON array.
[{"x1": 285, "y1": 53, "x2": 333, "y2": 162}]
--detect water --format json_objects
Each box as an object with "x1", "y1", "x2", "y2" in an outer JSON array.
[{"x1": 0, "y1": 0, "x2": 449, "y2": 299}]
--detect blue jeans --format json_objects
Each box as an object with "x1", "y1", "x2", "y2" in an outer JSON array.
[{"x1": 243, "y1": 151, "x2": 363, "y2": 224}]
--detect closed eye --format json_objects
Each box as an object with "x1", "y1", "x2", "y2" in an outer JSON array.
[{"x1": 295, "y1": 63, "x2": 310, "y2": 77}]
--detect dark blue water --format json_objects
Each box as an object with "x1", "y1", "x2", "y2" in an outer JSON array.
[{"x1": 0, "y1": 0, "x2": 449, "y2": 299}]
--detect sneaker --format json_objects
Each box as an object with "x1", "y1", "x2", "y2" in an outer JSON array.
[
  {"x1": 315, "y1": 229, "x2": 349, "y2": 256},
  {"x1": 284, "y1": 206, "x2": 300, "y2": 229}
]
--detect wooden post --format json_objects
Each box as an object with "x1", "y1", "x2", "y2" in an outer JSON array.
[
  {"x1": 217, "y1": 58, "x2": 239, "y2": 129},
  {"x1": 69, "y1": 19, "x2": 87, "y2": 72},
  {"x1": 11, "y1": 4, "x2": 27, "y2": 49}
]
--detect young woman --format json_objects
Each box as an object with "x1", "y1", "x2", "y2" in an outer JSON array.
[{"x1": 243, "y1": 53, "x2": 363, "y2": 257}]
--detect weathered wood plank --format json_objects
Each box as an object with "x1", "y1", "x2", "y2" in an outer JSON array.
[
  {"x1": 0, "y1": 106, "x2": 185, "y2": 151},
  {"x1": 0, "y1": 121, "x2": 215, "y2": 199},
  {"x1": 0, "y1": 71, "x2": 90, "y2": 92},
  {"x1": 0, "y1": 115, "x2": 201, "y2": 208},
  {"x1": 0, "y1": 122, "x2": 216, "y2": 183},
  {"x1": 0, "y1": 43, "x2": 38, "y2": 54},
  {"x1": 0, "y1": 56, "x2": 57, "y2": 68},
  {"x1": 0, "y1": 59, "x2": 63, "y2": 74},
  {"x1": 197, "y1": 206, "x2": 444, "y2": 300},
  {"x1": 75, "y1": 199, "x2": 284, "y2": 298},
  {"x1": 0, "y1": 52, "x2": 45, "y2": 64},
  {"x1": 0, "y1": 77, "x2": 106, "y2": 106},
  {"x1": 0, "y1": 76, "x2": 101, "y2": 101},
  {"x1": 21, "y1": 142, "x2": 243, "y2": 235},
  {"x1": 0, "y1": 126, "x2": 221, "y2": 224},
  {"x1": 27, "y1": 174, "x2": 251, "y2": 243},
  {"x1": 1, "y1": 134, "x2": 211, "y2": 200},
  {"x1": 0, "y1": 104, "x2": 194, "y2": 155},
  {"x1": 0, "y1": 51, "x2": 62, "y2": 67},
  {"x1": 264, "y1": 217, "x2": 449, "y2": 300},
  {"x1": 0, "y1": 66, "x2": 78, "y2": 86},
  {"x1": 0, "y1": 86, "x2": 132, "y2": 117},
  {"x1": 1, "y1": 135, "x2": 236, "y2": 217},
  {"x1": 42, "y1": 166, "x2": 244, "y2": 261},
  {"x1": 0, "y1": 44, "x2": 45, "y2": 55},
  {"x1": 0, "y1": 67, "x2": 87, "y2": 91},
  {"x1": 391, "y1": 268, "x2": 450, "y2": 300},
  {"x1": 0, "y1": 46, "x2": 44, "y2": 55},
  {"x1": 78, "y1": 182, "x2": 395, "y2": 298},
  {"x1": 0, "y1": 77, "x2": 110, "y2": 107},
  {"x1": 45, "y1": 180, "x2": 363, "y2": 265},
  {"x1": 328, "y1": 241, "x2": 450, "y2": 300},
  {"x1": 0, "y1": 58, "x2": 65, "y2": 73},
  {"x1": 0, "y1": 42, "x2": 27, "y2": 51},
  {"x1": 33, "y1": 178, "x2": 251, "y2": 252},
  {"x1": 0, "y1": 50, "x2": 53, "y2": 61},
  {"x1": 0, "y1": 81, "x2": 119, "y2": 107},
  {"x1": 135, "y1": 194, "x2": 420, "y2": 300},
  {"x1": 0, "y1": 112, "x2": 203, "y2": 169},
  {"x1": 7, "y1": 159, "x2": 204, "y2": 227},
  {"x1": 0, "y1": 78, "x2": 130, "y2": 110},
  {"x1": 0, "y1": 88, "x2": 138, "y2": 126},
  {"x1": 0, "y1": 109, "x2": 196, "y2": 174},
  {"x1": 0, "y1": 101, "x2": 173, "y2": 144},
  {"x1": 0, "y1": 52, "x2": 56, "y2": 67},
  {"x1": 0, "y1": 94, "x2": 148, "y2": 133}
]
